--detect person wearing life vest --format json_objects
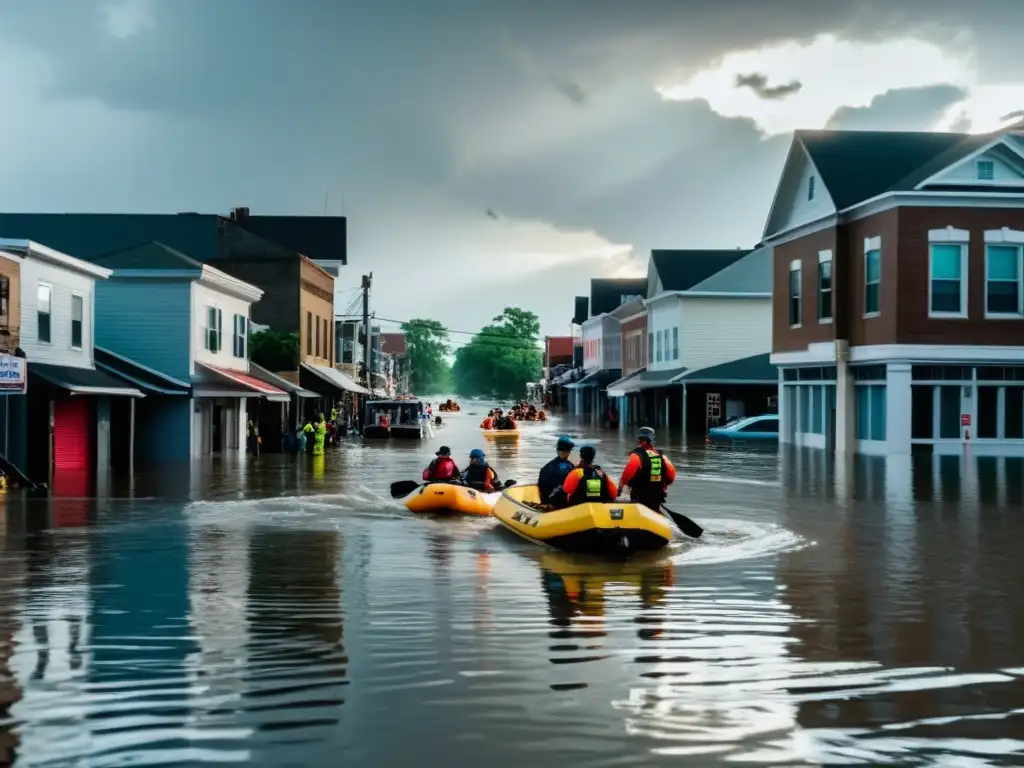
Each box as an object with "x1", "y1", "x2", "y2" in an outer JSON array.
[
  {"x1": 423, "y1": 445, "x2": 460, "y2": 482},
  {"x1": 618, "y1": 426, "x2": 676, "y2": 510},
  {"x1": 558, "y1": 445, "x2": 618, "y2": 507},
  {"x1": 312, "y1": 413, "x2": 327, "y2": 455},
  {"x1": 462, "y1": 448, "x2": 499, "y2": 490},
  {"x1": 537, "y1": 435, "x2": 576, "y2": 504},
  {"x1": 480, "y1": 415, "x2": 495, "y2": 429}
]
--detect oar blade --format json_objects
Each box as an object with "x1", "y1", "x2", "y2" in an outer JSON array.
[
  {"x1": 662, "y1": 505, "x2": 704, "y2": 539},
  {"x1": 390, "y1": 480, "x2": 421, "y2": 498}
]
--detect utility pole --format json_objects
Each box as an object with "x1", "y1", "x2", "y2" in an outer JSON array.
[{"x1": 361, "y1": 273, "x2": 372, "y2": 391}]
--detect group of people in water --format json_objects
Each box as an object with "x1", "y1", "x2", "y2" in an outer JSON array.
[
  {"x1": 479, "y1": 402, "x2": 548, "y2": 430},
  {"x1": 420, "y1": 426, "x2": 675, "y2": 511}
]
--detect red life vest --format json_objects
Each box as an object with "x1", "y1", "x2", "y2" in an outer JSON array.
[{"x1": 426, "y1": 456, "x2": 458, "y2": 481}]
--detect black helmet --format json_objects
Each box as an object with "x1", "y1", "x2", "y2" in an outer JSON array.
[
  {"x1": 579, "y1": 445, "x2": 597, "y2": 462},
  {"x1": 637, "y1": 426, "x2": 655, "y2": 442},
  {"x1": 556, "y1": 435, "x2": 574, "y2": 451},
  {"x1": 436, "y1": 445, "x2": 451, "y2": 456}
]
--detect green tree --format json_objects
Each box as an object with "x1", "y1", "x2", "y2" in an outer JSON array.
[
  {"x1": 400, "y1": 318, "x2": 452, "y2": 394},
  {"x1": 451, "y1": 307, "x2": 542, "y2": 399},
  {"x1": 250, "y1": 330, "x2": 299, "y2": 371}
]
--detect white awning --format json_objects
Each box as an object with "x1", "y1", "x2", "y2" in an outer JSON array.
[{"x1": 300, "y1": 363, "x2": 371, "y2": 394}]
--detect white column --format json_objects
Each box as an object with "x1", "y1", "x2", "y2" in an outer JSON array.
[
  {"x1": 835, "y1": 359, "x2": 855, "y2": 454},
  {"x1": 885, "y1": 362, "x2": 913, "y2": 455},
  {"x1": 777, "y1": 369, "x2": 791, "y2": 444},
  {"x1": 238, "y1": 398, "x2": 247, "y2": 454}
]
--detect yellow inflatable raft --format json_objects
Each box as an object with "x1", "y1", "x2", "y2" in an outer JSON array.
[
  {"x1": 482, "y1": 429, "x2": 520, "y2": 439},
  {"x1": 493, "y1": 485, "x2": 673, "y2": 555},
  {"x1": 402, "y1": 482, "x2": 500, "y2": 516}
]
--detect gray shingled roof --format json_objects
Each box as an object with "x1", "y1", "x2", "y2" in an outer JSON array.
[
  {"x1": 687, "y1": 245, "x2": 771, "y2": 294},
  {"x1": 796, "y1": 129, "x2": 969, "y2": 209},
  {"x1": 650, "y1": 249, "x2": 750, "y2": 292},
  {"x1": 89, "y1": 241, "x2": 205, "y2": 271}
]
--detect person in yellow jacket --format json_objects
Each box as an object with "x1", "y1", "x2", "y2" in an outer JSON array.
[{"x1": 312, "y1": 413, "x2": 327, "y2": 455}]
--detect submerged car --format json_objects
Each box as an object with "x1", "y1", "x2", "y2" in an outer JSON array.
[{"x1": 707, "y1": 414, "x2": 779, "y2": 443}]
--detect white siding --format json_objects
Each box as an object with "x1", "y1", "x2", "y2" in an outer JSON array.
[
  {"x1": 191, "y1": 282, "x2": 251, "y2": 374},
  {"x1": 19, "y1": 257, "x2": 97, "y2": 369},
  {"x1": 600, "y1": 316, "x2": 621, "y2": 369},
  {"x1": 581, "y1": 320, "x2": 603, "y2": 372},
  {"x1": 926, "y1": 148, "x2": 1024, "y2": 185},
  {"x1": 679, "y1": 297, "x2": 772, "y2": 371},
  {"x1": 773, "y1": 149, "x2": 836, "y2": 234},
  {"x1": 646, "y1": 298, "x2": 680, "y2": 371}
]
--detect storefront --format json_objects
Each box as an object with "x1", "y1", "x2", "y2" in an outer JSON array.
[
  {"x1": 300, "y1": 362, "x2": 371, "y2": 432},
  {"x1": 576, "y1": 314, "x2": 622, "y2": 419},
  {"x1": 192, "y1": 363, "x2": 288, "y2": 456}
]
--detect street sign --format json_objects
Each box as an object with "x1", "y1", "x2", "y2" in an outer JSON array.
[{"x1": 0, "y1": 354, "x2": 26, "y2": 395}]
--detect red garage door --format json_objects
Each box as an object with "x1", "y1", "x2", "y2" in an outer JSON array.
[{"x1": 53, "y1": 398, "x2": 91, "y2": 472}]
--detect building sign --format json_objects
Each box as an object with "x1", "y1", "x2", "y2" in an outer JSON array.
[
  {"x1": 582, "y1": 323, "x2": 603, "y2": 371},
  {"x1": 0, "y1": 354, "x2": 26, "y2": 395}
]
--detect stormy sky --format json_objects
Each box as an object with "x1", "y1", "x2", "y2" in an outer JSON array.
[{"x1": 2, "y1": 0, "x2": 1023, "y2": 340}]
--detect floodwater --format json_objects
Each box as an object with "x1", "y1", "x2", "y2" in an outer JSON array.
[{"x1": 1, "y1": 403, "x2": 1024, "y2": 766}]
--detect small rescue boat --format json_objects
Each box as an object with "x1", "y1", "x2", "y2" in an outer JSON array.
[
  {"x1": 481, "y1": 428, "x2": 520, "y2": 439},
  {"x1": 493, "y1": 485, "x2": 673, "y2": 555},
  {"x1": 402, "y1": 482, "x2": 501, "y2": 516}
]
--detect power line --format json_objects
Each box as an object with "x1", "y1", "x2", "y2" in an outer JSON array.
[{"x1": 333, "y1": 313, "x2": 546, "y2": 350}]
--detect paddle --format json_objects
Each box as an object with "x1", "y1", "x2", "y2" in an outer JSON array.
[
  {"x1": 661, "y1": 504, "x2": 704, "y2": 539},
  {"x1": 390, "y1": 477, "x2": 516, "y2": 498}
]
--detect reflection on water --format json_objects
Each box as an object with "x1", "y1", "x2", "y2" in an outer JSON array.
[{"x1": 0, "y1": 406, "x2": 1021, "y2": 764}]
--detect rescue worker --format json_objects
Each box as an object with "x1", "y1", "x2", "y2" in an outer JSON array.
[
  {"x1": 300, "y1": 417, "x2": 314, "y2": 453},
  {"x1": 312, "y1": 413, "x2": 327, "y2": 455},
  {"x1": 536, "y1": 435, "x2": 576, "y2": 504},
  {"x1": 558, "y1": 445, "x2": 618, "y2": 507},
  {"x1": 423, "y1": 445, "x2": 460, "y2": 482},
  {"x1": 480, "y1": 414, "x2": 495, "y2": 429},
  {"x1": 618, "y1": 426, "x2": 676, "y2": 511},
  {"x1": 462, "y1": 448, "x2": 500, "y2": 490}
]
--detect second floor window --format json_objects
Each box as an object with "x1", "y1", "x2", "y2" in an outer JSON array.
[
  {"x1": 655, "y1": 330, "x2": 663, "y2": 362},
  {"x1": 0, "y1": 276, "x2": 9, "y2": 319},
  {"x1": 788, "y1": 263, "x2": 801, "y2": 326},
  {"x1": 233, "y1": 314, "x2": 248, "y2": 358},
  {"x1": 206, "y1": 306, "x2": 222, "y2": 352},
  {"x1": 672, "y1": 327, "x2": 679, "y2": 360},
  {"x1": 986, "y1": 245, "x2": 1022, "y2": 316},
  {"x1": 929, "y1": 244, "x2": 966, "y2": 316},
  {"x1": 307, "y1": 312, "x2": 313, "y2": 355},
  {"x1": 648, "y1": 332, "x2": 653, "y2": 364},
  {"x1": 315, "y1": 315, "x2": 321, "y2": 357},
  {"x1": 817, "y1": 252, "x2": 832, "y2": 321},
  {"x1": 865, "y1": 247, "x2": 881, "y2": 315},
  {"x1": 38, "y1": 283, "x2": 52, "y2": 343},
  {"x1": 71, "y1": 295, "x2": 83, "y2": 349}
]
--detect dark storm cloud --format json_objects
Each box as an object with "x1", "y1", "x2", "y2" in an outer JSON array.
[
  {"x1": 735, "y1": 73, "x2": 802, "y2": 100},
  {"x1": 3, "y1": 0, "x2": 1024, "y2": 334},
  {"x1": 825, "y1": 85, "x2": 968, "y2": 131}
]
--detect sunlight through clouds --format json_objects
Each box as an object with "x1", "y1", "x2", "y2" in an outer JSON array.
[{"x1": 655, "y1": 33, "x2": 1003, "y2": 135}]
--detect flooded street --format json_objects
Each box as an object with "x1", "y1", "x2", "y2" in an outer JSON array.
[{"x1": 1, "y1": 404, "x2": 1023, "y2": 766}]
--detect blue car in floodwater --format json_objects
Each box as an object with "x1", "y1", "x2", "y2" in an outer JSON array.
[{"x1": 707, "y1": 414, "x2": 779, "y2": 444}]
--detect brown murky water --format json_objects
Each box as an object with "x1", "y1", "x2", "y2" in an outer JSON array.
[{"x1": 0, "y1": 402, "x2": 1023, "y2": 766}]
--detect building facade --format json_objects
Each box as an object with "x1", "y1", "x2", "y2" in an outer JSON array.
[{"x1": 767, "y1": 126, "x2": 1024, "y2": 456}]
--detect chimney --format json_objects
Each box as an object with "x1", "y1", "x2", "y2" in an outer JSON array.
[{"x1": 230, "y1": 207, "x2": 250, "y2": 222}]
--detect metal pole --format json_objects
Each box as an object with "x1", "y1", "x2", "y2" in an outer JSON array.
[
  {"x1": 361, "y1": 273, "x2": 372, "y2": 391},
  {"x1": 129, "y1": 396, "x2": 135, "y2": 485}
]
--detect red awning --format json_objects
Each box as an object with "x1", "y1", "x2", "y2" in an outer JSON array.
[{"x1": 202, "y1": 363, "x2": 290, "y2": 398}]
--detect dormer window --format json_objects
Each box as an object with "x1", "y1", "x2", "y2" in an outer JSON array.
[
  {"x1": 977, "y1": 160, "x2": 995, "y2": 181},
  {"x1": 807, "y1": 175, "x2": 815, "y2": 200}
]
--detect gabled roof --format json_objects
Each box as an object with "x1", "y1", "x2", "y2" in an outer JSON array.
[
  {"x1": 649, "y1": 250, "x2": 750, "y2": 291},
  {"x1": 590, "y1": 278, "x2": 647, "y2": 316},
  {"x1": 89, "y1": 241, "x2": 204, "y2": 271},
  {"x1": 796, "y1": 129, "x2": 968, "y2": 209},
  {"x1": 607, "y1": 297, "x2": 645, "y2": 319},
  {"x1": 687, "y1": 246, "x2": 771, "y2": 294}
]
